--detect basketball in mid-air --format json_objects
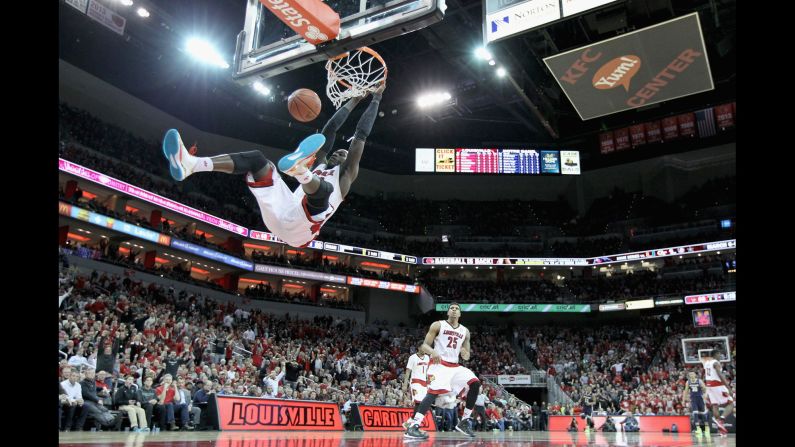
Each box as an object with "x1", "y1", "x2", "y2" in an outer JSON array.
[{"x1": 287, "y1": 88, "x2": 322, "y2": 122}]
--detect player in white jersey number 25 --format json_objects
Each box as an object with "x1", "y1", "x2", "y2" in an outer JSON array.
[{"x1": 404, "y1": 302, "x2": 480, "y2": 440}]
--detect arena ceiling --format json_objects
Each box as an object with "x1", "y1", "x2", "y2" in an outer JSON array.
[{"x1": 59, "y1": 0, "x2": 736, "y2": 174}]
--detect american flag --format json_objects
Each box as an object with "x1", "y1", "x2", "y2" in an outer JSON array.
[{"x1": 695, "y1": 107, "x2": 716, "y2": 138}]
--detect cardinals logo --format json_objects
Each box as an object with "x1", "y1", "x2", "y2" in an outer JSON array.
[{"x1": 427, "y1": 374, "x2": 436, "y2": 384}]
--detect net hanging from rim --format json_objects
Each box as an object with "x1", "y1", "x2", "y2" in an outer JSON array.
[{"x1": 326, "y1": 47, "x2": 387, "y2": 109}]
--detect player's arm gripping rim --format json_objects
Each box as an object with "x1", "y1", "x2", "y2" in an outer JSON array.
[
  {"x1": 314, "y1": 96, "x2": 365, "y2": 169},
  {"x1": 460, "y1": 329, "x2": 471, "y2": 361},
  {"x1": 339, "y1": 83, "x2": 385, "y2": 197},
  {"x1": 420, "y1": 321, "x2": 442, "y2": 363}
]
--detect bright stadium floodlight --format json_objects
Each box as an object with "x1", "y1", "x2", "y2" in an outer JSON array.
[
  {"x1": 252, "y1": 81, "x2": 271, "y2": 96},
  {"x1": 488, "y1": 59, "x2": 496, "y2": 66},
  {"x1": 137, "y1": 7, "x2": 150, "y2": 18},
  {"x1": 496, "y1": 67, "x2": 507, "y2": 77},
  {"x1": 416, "y1": 91, "x2": 452, "y2": 108},
  {"x1": 119, "y1": 0, "x2": 133, "y2": 6},
  {"x1": 475, "y1": 47, "x2": 492, "y2": 60},
  {"x1": 186, "y1": 37, "x2": 231, "y2": 69}
]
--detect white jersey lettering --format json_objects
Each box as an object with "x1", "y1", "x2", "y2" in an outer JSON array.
[{"x1": 434, "y1": 320, "x2": 468, "y2": 363}]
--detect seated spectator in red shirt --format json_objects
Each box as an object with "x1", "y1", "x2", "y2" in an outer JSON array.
[
  {"x1": 486, "y1": 403, "x2": 505, "y2": 431},
  {"x1": 154, "y1": 374, "x2": 190, "y2": 431}
]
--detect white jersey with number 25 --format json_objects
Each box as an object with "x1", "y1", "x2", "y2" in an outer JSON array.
[{"x1": 434, "y1": 320, "x2": 468, "y2": 363}]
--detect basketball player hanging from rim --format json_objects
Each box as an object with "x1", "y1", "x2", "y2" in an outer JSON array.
[
  {"x1": 161, "y1": 82, "x2": 385, "y2": 248},
  {"x1": 404, "y1": 302, "x2": 481, "y2": 440}
]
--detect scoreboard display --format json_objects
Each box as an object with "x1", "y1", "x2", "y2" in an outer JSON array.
[
  {"x1": 502, "y1": 149, "x2": 541, "y2": 174},
  {"x1": 416, "y1": 148, "x2": 578, "y2": 175},
  {"x1": 456, "y1": 148, "x2": 500, "y2": 173}
]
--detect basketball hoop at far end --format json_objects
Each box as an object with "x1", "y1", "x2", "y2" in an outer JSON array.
[{"x1": 326, "y1": 47, "x2": 387, "y2": 109}]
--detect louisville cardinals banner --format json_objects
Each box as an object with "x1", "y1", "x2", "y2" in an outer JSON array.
[
  {"x1": 350, "y1": 404, "x2": 436, "y2": 431},
  {"x1": 213, "y1": 395, "x2": 344, "y2": 431}
]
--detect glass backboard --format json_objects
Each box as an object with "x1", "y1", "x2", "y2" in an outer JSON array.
[{"x1": 233, "y1": 0, "x2": 446, "y2": 83}]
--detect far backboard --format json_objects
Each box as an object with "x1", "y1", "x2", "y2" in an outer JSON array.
[
  {"x1": 681, "y1": 336, "x2": 731, "y2": 365},
  {"x1": 233, "y1": 0, "x2": 447, "y2": 83}
]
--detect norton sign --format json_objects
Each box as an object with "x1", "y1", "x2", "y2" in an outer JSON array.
[{"x1": 543, "y1": 13, "x2": 714, "y2": 120}]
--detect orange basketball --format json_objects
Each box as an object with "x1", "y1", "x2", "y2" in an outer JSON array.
[{"x1": 287, "y1": 88, "x2": 322, "y2": 122}]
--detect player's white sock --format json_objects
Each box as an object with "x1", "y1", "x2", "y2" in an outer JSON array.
[
  {"x1": 462, "y1": 408, "x2": 473, "y2": 420},
  {"x1": 411, "y1": 412, "x2": 425, "y2": 426},
  {"x1": 193, "y1": 157, "x2": 214, "y2": 173}
]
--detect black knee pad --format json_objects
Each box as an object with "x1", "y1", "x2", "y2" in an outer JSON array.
[
  {"x1": 230, "y1": 151, "x2": 268, "y2": 175},
  {"x1": 306, "y1": 179, "x2": 333, "y2": 215}
]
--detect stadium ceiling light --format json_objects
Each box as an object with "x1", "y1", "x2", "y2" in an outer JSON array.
[
  {"x1": 253, "y1": 81, "x2": 271, "y2": 96},
  {"x1": 488, "y1": 59, "x2": 496, "y2": 66},
  {"x1": 475, "y1": 47, "x2": 492, "y2": 60},
  {"x1": 186, "y1": 37, "x2": 230, "y2": 69},
  {"x1": 496, "y1": 67, "x2": 507, "y2": 77},
  {"x1": 137, "y1": 7, "x2": 150, "y2": 18},
  {"x1": 120, "y1": 0, "x2": 133, "y2": 6},
  {"x1": 416, "y1": 91, "x2": 452, "y2": 108}
]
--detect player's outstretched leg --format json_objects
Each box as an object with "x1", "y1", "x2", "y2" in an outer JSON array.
[{"x1": 162, "y1": 129, "x2": 273, "y2": 181}]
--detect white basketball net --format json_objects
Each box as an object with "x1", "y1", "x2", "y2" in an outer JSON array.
[{"x1": 326, "y1": 48, "x2": 387, "y2": 109}]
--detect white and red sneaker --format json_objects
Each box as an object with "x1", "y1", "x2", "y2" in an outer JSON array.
[{"x1": 162, "y1": 129, "x2": 199, "y2": 181}]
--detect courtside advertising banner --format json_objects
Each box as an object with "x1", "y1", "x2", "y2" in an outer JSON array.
[
  {"x1": 350, "y1": 404, "x2": 436, "y2": 431},
  {"x1": 549, "y1": 415, "x2": 691, "y2": 432},
  {"x1": 544, "y1": 13, "x2": 714, "y2": 120},
  {"x1": 215, "y1": 395, "x2": 343, "y2": 431}
]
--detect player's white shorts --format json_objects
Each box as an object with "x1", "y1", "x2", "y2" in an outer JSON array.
[
  {"x1": 410, "y1": 380, "x2": 427, "y2": 403},
  {"x1": 706, "y1": 385, "x2": 733, "y2": 406},
  {"x1": 245, "y1": 170, "x2": 316, "y2": 248},
  {"x1": 427, "y1": 361, "x2": 478, "y2": 397}
]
